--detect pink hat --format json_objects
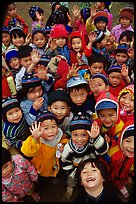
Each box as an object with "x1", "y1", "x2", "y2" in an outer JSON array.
[{"x1": 50, "y1": 24, "x2": 68, "y2": 38}]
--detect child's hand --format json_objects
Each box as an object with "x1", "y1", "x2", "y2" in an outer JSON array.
[
  {"x1": 88, "y1": 31, "x2": 97, "y2": 44},
  {"x1": 33, "y1": 97, "x2": 44, "y2": 110},
  {"x1": 31, "y1": 49, "x2": 41, "y2": 65},
  {"x1": 25, "y1": 33, "x2": 32, "y2": 45},
  {"x1": 104, "y1": 134, "x2": 110, "y2": 143},
  {"x1": 50, "y1": 39, "x2": 57, "y2": 51},
  {"x1": 72, "y1": 5, "x2": 80, "y2": 18},
  {"x1": 90, "y1": 5, "x2": 97, "y2": 18},
  {"x1": 121, "y1": 64, "x2": 128, "y2": 77},
  {"x1": 30, "y1": 121, "x2": 43, "y2": 141},
  {"x1": 67, "y1": 63, "x2": 80, "y2": 78},
  {"x1": 35, "y1": 11, "x2": 43, "y2": 21},
  {"x1": 87, "y1": 121, "x2": 100, "y2": 139},
  {"x1": 120, "y1": 186, "x2": 129, "y2": 198},
  {"x1": 34, "y1": 65, "x2": 49, "y2": 80}
]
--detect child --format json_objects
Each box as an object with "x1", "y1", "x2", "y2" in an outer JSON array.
[
  {"x1": 5, "y1": 48, "x2": 21, "y2": 79},
  {"x1": 2, "y1": 147, "x2": 40, "y2": 202},
  {"x1": 21, "y1": 111, "x2": 69, "y2": 177},
  {"x1": 15, "y1": 45, "x2": 40, "y2": 91},
  {"x1": 2, "y1": 56, "x2": 13, "y2": 99},
  {"x1": 48, "y1": 89, "x2": 73, "y2": 133},
  {"x1": 118, "y1": 84, "x2": 134, "y2": 123},
  {"x1": 20, "y1": 71, "x2": 54, "y2": 126},
  {"x1": 3, "y1": 2, "x2": 29, "y2": 34},
  {"x1": 61, "y1": 113, "x2": 109, "y2": 200},
  {"x1": 30, "y1": 27, "x2": 48, "y2": 56},
  {"x1": 111, "y1": 7, "x2": 134, "y2": 43},
  {"x1": 73, "y1": 158, "x2": 121, "y2": 202},
  {"x1": 2, "y1": 96, "x2": 31, "y2": 151},
  {"x1": 107, "y1": 64, "x2": 131, "y2": 98},
  {"x1": 66, "y1": 75, "x2": 95, "y2": 118},
  {"x1": 2, "y1": 26, "x2": 14, "y2": 57},
  {"x1": 95, "y1": 91, "x2": 124, "y2": 147},
  {"x1": 118, "y1": 30, "x2": 134, "y2": 46},
  {"x1": 45, "y1": 24, "x2": 70, "y2": 65},
  {"x1": 107, "y1": 120, "x2": 134, "y2": 202},
  {"x1": 28, "y1": 6, "x2": 44, "y2": 31},
  {"x1": 96, "y1": 2, "x2": 113, "y2": 31}
]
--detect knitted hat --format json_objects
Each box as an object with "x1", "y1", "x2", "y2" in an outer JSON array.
[
  {"x1": 119, "y1": 7, "x2": 134, "y2": 22},
  {"x1": 32, "y1": 27, "x2": 46, "y2": 35},
  {"x1": 48, "y1": 89, "x2": 70, "y2": 106},
  {"x1": 52, "y1": 10, "x2": 65, "y2": 25},
  {"x1": 118, "y1": 84, "x2": 134, "y2": 102},
  {"x1": 5, "y1": 48, "x2": 19, "y2": 63},
  {"x1": 66, "y1": 75, "x2": 88, "y2": 89},
  {"x1": 2, "y1": 147, "x2": 12, "y2": 166},
  {"x1": 9, "y1": 26, "x2": 23, "y2": 33},
  {"x1": 115, "y1": 43, "x2": 129, "y2": 55},
  {"x1": 50, "y1": 24, "x2": 68, "y2": 38},
  {"x1": 80, "y1": 7, "x2": 90, "y2": 21},
  {"x1": 21, "y1": 72, "x2": 42, "y2": 90},
  {"x1": 2, "y1": 97, "x2": 20, "y2": 121},
  {"x1": 29, "y1": 6, "x2": 44, "y2": 19},
  {"x1": 107, "y1": 65, "x2": 122, "y2": 75},
  {"x1": 94, "y1": 10, "x2": 108, "y2": 25},
  {"x1": 37, "y1": 55, "x2": 51, "y2": 67},
  {"x1": 91, "y1": 73, "x2": 109, "y2": 85},
  {"x1": 69, "y1": 112, "x2": 91, "y2": 132},
  {"x1": 36, "y1": 111, "x2": 57, "y2": 123},
  {"x1": 2, "y1": 26, "x2": 10, "y2": 33}
]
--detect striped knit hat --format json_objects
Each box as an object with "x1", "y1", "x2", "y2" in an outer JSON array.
[
  {"x1": 5, "y1": 48, "x2": 19, "y2": 63},
  {"x1": 94, "y1": 10, "x2": 108, "y2": 25},
  {"x1": 36, "y1": 111, "x2": 57, "y2": 123},
  {"x1": 107, "y1": 65, "x2": 122, "y2": 75},
  {"x1": 21, "y1": 72, "x2": 42, "y2": 90}
]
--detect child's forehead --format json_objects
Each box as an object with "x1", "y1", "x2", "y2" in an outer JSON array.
[
  {"x1": 41, "y1": 119, "x2": 57, "y2": 125},
  {"x1": 98, "y1": 108, "x2": 116, "y2": 114},
  {"x1": 51, "y1": 100, "x2": 68, "y2": 106}
]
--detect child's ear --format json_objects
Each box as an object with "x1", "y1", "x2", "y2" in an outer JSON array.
[
  {"x1": 47, "y1": 106, "x2": 51, "y2": 111},
  {"x1": 106, "y1": 85, "x2": 109, "y2": 91}
]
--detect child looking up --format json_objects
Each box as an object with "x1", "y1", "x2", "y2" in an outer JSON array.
[
  {"x1": 2, "y1": 147, "x2": 40, "y2": 202},
  {"x1": 21, "y1": 111, "x2": 69, "y2": 177}
]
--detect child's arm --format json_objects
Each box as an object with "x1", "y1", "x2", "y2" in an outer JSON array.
[
  {"x1": 87, "y1": 121, "x2": 109, "y2": 155},
  {"x1": 121, "y1": 64, "x2": 131, "y2": 85},
  {"x1": 2, "y1": 184, "x2": 19, "y2": 202},
  {"x1": 86, "y1": 5, "x2": 97, "y2": 33},
  {"x1": 84, "y1": 31, "x2": 96, "y2": 57}
]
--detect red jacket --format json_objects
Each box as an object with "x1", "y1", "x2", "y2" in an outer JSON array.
[{"x1": 2, "y1": 75, "x2": 12, "y2": 98}]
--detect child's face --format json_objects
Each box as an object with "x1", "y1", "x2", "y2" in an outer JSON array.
[
  {"x1": 90, "y1": 62, "x2": 104, "y2": 75},
  {"x1": 108, "y1": 72, "x2": 122, "y2": 87},
  {"x1": 27, "y1": 86, "x2": 43, "y2": 101},
  {"x1": 48, "y1": 101, "x2": 70, "y2": 121},
  {"x1": 11, "y1": 35, "x2": 25, "y2": 48},
  {"x1": 80, "y1": 162, "x2": 104, "y2": 189},
  {"x1": 7, "y1": 3, "x2": 17, "y2": 18},
  {"x1": 55, "y1": 37, "x2": 66, "y2": 48},
  {"x1": 2, "y1": 33, "x2": 11, "y2": 46},
  {"x1": 99, "y1": 37, "x2": 107, "y2": 49},
  {"x1": 40, "y1": 119, "x2": 58, "y2": 141},
  {"x1": 119, "y1": 36, "x2": 131, "y2": 46},
  {"x1": 32, "y1": 32, "x2": 46, "y2": 48},
  {"x1": 98, "y1": 108, "x2": 117, "y2": 128},
  {"x1": 70, "y1": 88, "x2": 88, "y2": 106},
  {"x1": 9, "y1": 57, "x2": 20, "y2": 69},
  {"x1": 20, "y1": 56, "x2": 32, "y2": 68},
  {"x1": 115, "y1": 52, "x2": 128, "y2": 65},
  {"x1": 2, "y1": 161, "x2": 13, "y2": 179},
  {"x1": 122, "y1": 136, "x2": 134, "y2": 158},
  {"x1": 120, "y1": 17, "x2": 131, "y2": 28},
  {"x1": 71, "y1": 37, "x2": 82, "y2": 52},
  {"x1": 96, "y1": 21, "x2": 107, "y2": 31},
  {"x1": 71, "y1": 129, "x2": 90, "y2": 148},
  {"x1": 119, "y1": 92, "x2": 134, "y2": 112},
  {"x1": 89, "y1": 78, "x2": 109, "y2": 97},
  {"x1": 6, "y1": 107, "x2": 22, "y2": 123}
]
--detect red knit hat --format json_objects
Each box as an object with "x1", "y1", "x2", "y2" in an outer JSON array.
[
  {"x1": 69, "y1": 30, "x2": 86, "y2": 50},
  {"x1": 50, "y1": 24, "x2": 68, "y2": 38},
  {"x1": 94, "y1": 10, "x2": 108, "y2": 25},
  {"x1": 119, "y1": 7, "x2": 134, "y2": 22}
]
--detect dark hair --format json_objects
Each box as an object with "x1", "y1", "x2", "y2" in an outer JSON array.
[
  {"x1": 18, "y1": 45, "x2": 33, "y2": 59},
  {"x1": 2, "y1": 147, "x2": 12, "y2": 166},
  {"x1": 58, "y1": 5, "x2": 70, "y2": 25},
  {"x1": 92, "y1": 33, "x2": 105, "y2": 48},
  {"x1": 51, "y1": 2, "x2": 61, "y2": 13},
  {"x1": 32, "y1": 29, "x2": 46, "y2": 40},
  {"x1": 75, "y1": 158, "x2": 109, "y2": 185},
  {"x1": 68, "y1": 83, "x2": 90, "y2": 93},
  {"x1": 119, "y1": 30, "x2": 134, "y2": 45},
  {"x1": 87, "y1": 52, "x2": 107, "y2": 68},
  {"x1": 10, "y1": 28, "x2": 26, "y2": 41}
]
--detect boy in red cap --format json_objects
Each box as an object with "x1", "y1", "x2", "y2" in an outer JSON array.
[{"x1": 111, "y1": 7, "x2": 134, "y2": 43}]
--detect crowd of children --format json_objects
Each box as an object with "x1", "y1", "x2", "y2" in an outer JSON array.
[{"x1": 2, "y1": 2, "x2": 134, "y2": 202}]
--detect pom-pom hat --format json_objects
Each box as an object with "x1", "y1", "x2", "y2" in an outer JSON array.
[
  {"x1": 69, "y1": 112, "x2": 92, "y2": 132},
  {"x1": 36, "y1": 111, "x2": 57, "y2": 123},
  {"x1": 21, "y1": 72, "x2": 42, "y2": 89},
  {"x1": 48, "y1": 89, "x2": 70, "y2": 106},
  {"x1": 118, "y1": 84, "x2": 134, "y2": 102},
  {"x1": 94, "y1": 10, "x2": 108, "y2": 25},
  {"x1": 50, "y1": 24, "x2": 68, "y2": 38},
  {"x1": 119, "y1": 7, "x2": 134, "y2": 22}
]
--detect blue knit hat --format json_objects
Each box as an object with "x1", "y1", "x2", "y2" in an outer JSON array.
[
  {"x1": 91, "y1": 73, "x2": 109, "y2": 85},
  {"x1": 107, "y1": 65, "x2": 122, "y2": 75},
  {"x1": 69, "y1": 112, "x2": 92, "y2": 132},
  {"x1": 5, "y1": 48, "x2": 19, "y2": 63},
  {"x1": 115, "y1": 43, "x2": 129, "y2": 55},
  {"x1": 21, "y1": 72, "x2": 42, "y2": 89},
  {"x1": 2, "y1": 26, "x2": 10, "y2": 33},
  {"x1": 36, "y1": 111, "x2": 57, "y2": 123}
]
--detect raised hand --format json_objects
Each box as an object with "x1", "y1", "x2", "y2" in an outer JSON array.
[
  {"x1": 67, "y1": 63, "x2": 80, "y2": 78},
  {"x1": 34, "y1": 65, "x2": 49, "y2": 80},
  {"x1": 30, "y1": 121, "x2": 43, "y2": 141},
  {"x1": 87, "y1": 121, "x2": 100, "y2": 139},
  {"x1": 31, "y1": 49, "x2": 41, "y2": 65},
  {"x1": 32, "y1": 97, "x2": 44, "y2": 111}
]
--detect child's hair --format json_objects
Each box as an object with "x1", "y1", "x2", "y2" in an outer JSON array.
[
  {"x1": 28, "y1": 6, "x2": 44, "y2": 21},
  {"x1": 80, "y1": 7, "x2": 90, "y2": 23},
  {"x1": 118, "y1": 30, "x2": 134, "y2": 45},
  {"x1": 87, "y1": 52, "x2": 107, "y2": 68},
  {"x1": 58, "y1": 5, "x2": 70, "y2": 25},
  {"x1": 48, "y1": 89, "x2": 70, "y2": 106},
  {"x1": 32, "y1": 27, "x2": 46, "y2": 40},
  {"x1": 9, "y1": 27, "x2": 26, "y2": 41},
  {"x1": 52, "y1": 9, "x2": 65, "y2": 25},
  {"x1": 75, "y1": 158, "x2": 109, "y2": 185},
  {"x1": 2, "y1": 147, "x2": 12, "y2": 166},
  {"x1": 92, "y1": 31, "x2": 106, "y2": 48},
  {"x1": 66, "y1": 76, "x2": 90, "y2": 93},
  {"x1": 18, "y1": 45, "x2": 33, "y2": 59}
]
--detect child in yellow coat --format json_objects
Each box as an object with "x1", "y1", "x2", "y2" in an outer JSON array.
[{"x1": 21, "y1": 111, "x2": 69, "y2": 177}]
